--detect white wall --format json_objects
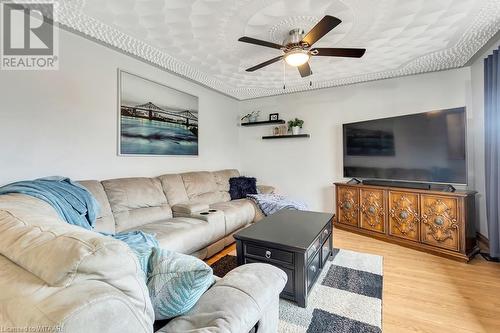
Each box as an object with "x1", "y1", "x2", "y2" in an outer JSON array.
[
  {"x1": 470, "y1": 37, "x2": 500, "y2": 237},
  {"x1": 238, "y1": 68, "x2": 484, "y2": 231},
  {"x1": 0, "y1": 27, "x2": 240, "y2": 185}
]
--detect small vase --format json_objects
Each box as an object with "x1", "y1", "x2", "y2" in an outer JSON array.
[{"x1": 292, "y1": 126, "x2": 300, "y2": 135}]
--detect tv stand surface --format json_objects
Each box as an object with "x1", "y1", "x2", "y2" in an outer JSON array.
[
  {"x1": 334, "y1": 182, "x2": 478, "y2": 262},
  {"x1": 361, "y1": 179, "x2": 456, "y2": 192}
]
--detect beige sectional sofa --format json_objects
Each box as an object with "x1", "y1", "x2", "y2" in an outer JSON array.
[
  {"x1": 81, "y1": 169, "x2": 271, "y2": 259},
  {"x1": 0, "y1": 169, "x2": 285, "y2": 333}
]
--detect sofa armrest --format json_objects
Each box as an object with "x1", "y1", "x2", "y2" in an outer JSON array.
[
  {"x1": 257, "y1": 185, "x2": 275, "y2": 194},
  {"x1": 45, "y1": 281, "x2": 154, "y2": 333},
  {"x1": 171, "y1": 202, "x2": 209, "y2": 215},
  {"x1": 0, "y1": 255, "x2": 153, "y2": 333},
  {"x1": 159, "y1": 263, "x2": 287, "y2": 333}
]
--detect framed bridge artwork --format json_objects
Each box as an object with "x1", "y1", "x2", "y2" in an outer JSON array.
[{"x1": 118, "y1": 70, "x2": 199, "y2": 156}]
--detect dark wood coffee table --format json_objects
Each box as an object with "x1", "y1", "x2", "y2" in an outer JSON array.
[{"x1": 234, "y1": 210, "x2": 334, "y2": 308}]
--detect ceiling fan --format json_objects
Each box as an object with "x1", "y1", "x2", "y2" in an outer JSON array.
[{"x1": 238, "y1": 15, "x2": 366, "y2": 78}]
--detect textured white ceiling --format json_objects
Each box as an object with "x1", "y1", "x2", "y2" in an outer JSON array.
[{"x1": 52, "y1": 0, "x2": 499, "y2": 99}]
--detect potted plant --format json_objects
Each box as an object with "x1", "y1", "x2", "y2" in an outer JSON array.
[{"x1": 288, "y1": 118, "x2": 304, "y2": 135}]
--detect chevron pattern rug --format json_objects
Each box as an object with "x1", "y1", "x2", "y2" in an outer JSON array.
[
  {"x1": 210, "y1": 248, "x2": 383, "y2": 333},
  {"x1": 279, "y1": 248, "x2": 383, "y2": 332}
]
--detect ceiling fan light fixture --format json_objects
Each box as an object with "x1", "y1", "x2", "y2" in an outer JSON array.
[{"x1": 284, "y1": 50, "x2": 310, "y2": 67}]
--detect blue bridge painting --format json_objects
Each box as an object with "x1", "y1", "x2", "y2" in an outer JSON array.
[{"x1": 119, "y1": 71, "x2": 199, "y2": 156}]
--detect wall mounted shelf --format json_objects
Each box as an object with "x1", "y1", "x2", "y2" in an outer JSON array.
[
  {"x1": 241, "y1": 120, "x2": 285, "y2": 127},
  {"x1": 262, "y1": 134, "x2": 310, "y2": 139}
]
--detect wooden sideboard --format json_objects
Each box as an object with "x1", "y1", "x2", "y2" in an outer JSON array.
[{"x1": 334, "y1": 182, "x2": 479, "y2": 262}]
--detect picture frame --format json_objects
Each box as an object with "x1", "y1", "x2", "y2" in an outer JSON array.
[
  {"x1": 269, "y1": 113, "x2": 279, "y2": 121},
  {"x1": 118, "y1": 69, "x2": 199, "y2": 156}
]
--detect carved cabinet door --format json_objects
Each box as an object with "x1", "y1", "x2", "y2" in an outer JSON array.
[
  {"x1": 420, "y1": 195, "x2": 460, "y2": 251},
  {"x1": 388, "y1": 191, "x2": 420, "y2": 242},
  {"x1": 336, "y1": 186, "x2": 359, "y2": 226},
  {"x1": 360, "y1": 188, "x2": 386, "y2": 233}
]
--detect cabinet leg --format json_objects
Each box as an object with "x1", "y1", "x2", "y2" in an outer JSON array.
[
  {"x1": 236, "y1": 241, "x2": 244, "y2": 266},
  {"x1": 297, "y1": 296, "x2": 307, "y2": 308}
]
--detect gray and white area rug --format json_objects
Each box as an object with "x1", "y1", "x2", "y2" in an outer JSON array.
[
  {"x1": 278, "y1": 249, "x2": 383, "y2": 333},
  {"x1": 210, "y1": 249, "x2": 383, "y2": 333}
]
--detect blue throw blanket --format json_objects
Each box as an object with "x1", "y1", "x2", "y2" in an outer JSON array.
[
  {"x1": 0, "y1": 177, "x2": 100, "y2": 229},
  {"x1": 0, "y1": 177, "x2": 157, "y2": 274},
  {"x1": 247, "y1": 193, "x2": 308, "y2": 216}
]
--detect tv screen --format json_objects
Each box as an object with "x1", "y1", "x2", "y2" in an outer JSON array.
[{"x1": 343, "y1": 107, "x2": 467, "y2": 184}]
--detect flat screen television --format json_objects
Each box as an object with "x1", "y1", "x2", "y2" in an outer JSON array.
[{"x1": 343, "y1": 107, "x2": 467, "y2": 185}]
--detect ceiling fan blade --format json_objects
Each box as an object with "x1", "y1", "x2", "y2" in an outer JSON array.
[
  {"x1": 302, "y1": 15, "x2": 342, "y2": 47},
  {"x1": 311, "y1": 48, "x2": 366, "y2": 58},
  {"x1": 298, "y1": 62, "x2": 312, "y2": 78},
  {"x1": 238, "y1": 36, "x2": 283, "y2": 50},
  {"x1": 245, "y1": 56, "x2": 284, "y2": 72}
]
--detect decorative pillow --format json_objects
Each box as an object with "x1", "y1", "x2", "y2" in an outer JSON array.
[
  {"x1": 229, "y1": 177, "x2": 257, "y2": 200},
  {"x1": 147, "y1": 248, "x2": 214, "y2": 320}
]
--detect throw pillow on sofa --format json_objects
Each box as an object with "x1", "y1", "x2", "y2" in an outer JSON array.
[
  {"x1": 229, "y1": 176, "x2": 257, "y2": 200},
  {"x1": 147, "y1": 248, "x2": 214, "y2": 320}
]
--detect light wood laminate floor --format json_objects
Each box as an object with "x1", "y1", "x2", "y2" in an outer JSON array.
[{"x1": 206, "y1": 227, "x2": 500, "y2": 333}]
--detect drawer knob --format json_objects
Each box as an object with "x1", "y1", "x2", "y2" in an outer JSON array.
[
  {"x1": 343, "y1": 202, "x2": 352, "y2": 210},
  {"x1": 399, "y1": 210, "x2": 409, "y2": 219},
  {"x1": 434, "y1": 217, "x2": 444, "y2": 226},
  {"x1": 310, "y1": 265, "x2": 317, "y2": 273},
  {"x1": 323, "y1": 229, "x2": 329, "y2": 235},
  {"x1": 265, "y1": 250, "x2": 271, "y2": 259},
  {"x1": 368, "y1": 206, "x2": 376, "y2": 214}
]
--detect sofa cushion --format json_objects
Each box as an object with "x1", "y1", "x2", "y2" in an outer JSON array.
[
  {"x1": 148, "y1": 248, "x2": 214, "y2": 320},
  {"x1": 181, "y1": 172, "x2": 217, "y2": 198},
  {"x1": 171, "y1": 201, "x2": 209, "y2": 215},
  {"x1": 157, "y1": 174, "x2": 189, "y2": 206},
  {"x1": 212, "y1": 169, "x2": 240, "y2": 192},
  {"x1": 136, "y1": 217, "x2": 224, "y2": 255},
  {"x1": 181, "y1": 171, "x2": 230, "y2": 205},
  {"x1": 78, "y1": 180, "x2": 116, "y2": 234},
  {"x1": 102, "y1": 178, "x2": 172, "y2": 232},
  {"x1": 190, "y1": 191, "x2": 231, "y2": 205},
  {"x1": 210, "y1": 199, "x2": 255, "y2": 234}
]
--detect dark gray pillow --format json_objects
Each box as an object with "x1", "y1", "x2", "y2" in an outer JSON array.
[{"x1": 229, "y1": 177, "x2": 257, "y2": 200}]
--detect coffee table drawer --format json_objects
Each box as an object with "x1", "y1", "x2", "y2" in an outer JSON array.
[
  {"x1": 245, "y1": 243, "x2": 294, "y2": 265},
  {"x1": 307, "y1": 250, "x2": 321, "y2": 292},
  {"x1": 321, "y1": 235, "x2": 332, "y2": 267},
  {"x1": 320, "y1": 222, "x2": 332, "y2": 244},
  {"x1": 307, "y1": 236, "x2": 321, "y2": 262}
]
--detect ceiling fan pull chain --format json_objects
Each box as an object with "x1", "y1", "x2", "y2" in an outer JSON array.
[
  {"x1": 308, "y1": 64, "x2": 312, "y2": 87},
  {"x1": 283, "y1": 60, "x2": 286, "y2": 90}
]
